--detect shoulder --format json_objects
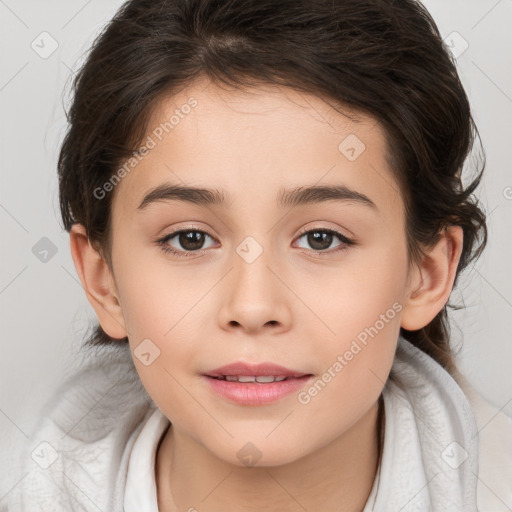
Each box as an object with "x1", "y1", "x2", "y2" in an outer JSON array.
[
  {"x1": 2, "y1": 343, "x2": 155, "y2": 512},
  {"x1": 455, "y1": 373, "x2": 512, "y2": 511}
]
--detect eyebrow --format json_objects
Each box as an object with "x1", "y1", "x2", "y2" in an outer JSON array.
[{"x1": 136, "y1": 183, "x2": 377, "y2": 211}]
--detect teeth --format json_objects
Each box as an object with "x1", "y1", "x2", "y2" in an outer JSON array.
[
  {"x1": 216, "y1": 375, "x2": 288, "y2": 383},
  {"x1": 255, "y1": 376, "x2": 278, "y2": 383},
  {"x1": 238, "y1": 376, "x2": 257, "y2": 383}
]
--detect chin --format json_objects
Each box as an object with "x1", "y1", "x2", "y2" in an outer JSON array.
[{"x1": 206, "y1": 438, "x2": 310, "y2": 469}]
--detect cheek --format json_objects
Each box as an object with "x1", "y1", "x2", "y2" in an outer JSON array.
[
  {"x1": 119, "y1": 280, "x2": 207, "y2": 425},
  {"x1": 295, "y1": 238, "x2": 406, "y2": 400},
  {"x1": 295, "y1": 293, "x2": 400, "y2": 446},
  {"x1": 113, "y1": 253, "x2": 214, "y2": 397},
  {"x1": 296, "y1": 235, "x2": 407, "y2": 343},
  {"x1": 114, "y1": 249, "x2": 210, "y2": 339}
]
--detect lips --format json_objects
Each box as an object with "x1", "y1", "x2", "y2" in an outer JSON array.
[
  {"x1": 213, "y1": 375, "x2": 288, "y2": 383},
  {"x1": 201, "y1": 362, "x2": 314, "y2": 405},
  {"x1": 203, "y1": 362, "x2": 311, "y2": 379}
]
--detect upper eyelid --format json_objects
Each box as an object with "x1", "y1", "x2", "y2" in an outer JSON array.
[{"x1": 295, "y1": 225, "x2": 352, "y2": 240}]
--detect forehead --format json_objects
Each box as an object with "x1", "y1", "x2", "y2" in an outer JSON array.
[{"x1": 111, "y1": 76, "x2": 404, "y2": 223}]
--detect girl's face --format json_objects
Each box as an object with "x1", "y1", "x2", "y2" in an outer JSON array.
[{"x1": 108, "y1": 76, "x2": 411, "y2": 466}]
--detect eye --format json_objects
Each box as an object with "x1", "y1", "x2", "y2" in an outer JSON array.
[
  {"x1": 156, "y1": 228, "x2": 217, "y2": 258},
  {"x1": 293, "y1": 227, "x2": 354, "y2": 256}
]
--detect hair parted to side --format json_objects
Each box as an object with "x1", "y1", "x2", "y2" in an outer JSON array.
[{"x1": 58, "y1": 0, "x2": 487, "y2": 375}]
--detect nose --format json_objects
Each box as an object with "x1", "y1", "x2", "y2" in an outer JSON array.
[{"x1": 217, "y1": 240, "x2": 292, "y2": 336}]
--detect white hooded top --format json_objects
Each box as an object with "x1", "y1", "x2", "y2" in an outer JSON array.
[{"x1": 2, "y1": 335, "x2": 511, "y2": 511}]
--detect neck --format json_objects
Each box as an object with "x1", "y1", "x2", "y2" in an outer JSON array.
[{"x1": 156, "y1": 397, "x2": 383, "y2": 512}]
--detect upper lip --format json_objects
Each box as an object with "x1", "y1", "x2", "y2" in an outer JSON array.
[{"x1": 203, "y1": 362, "x2": 312, "y2": 378}]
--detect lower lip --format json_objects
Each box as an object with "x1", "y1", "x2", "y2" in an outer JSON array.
[{"x1": 202, "y1": 375, "x2": 314, "y2": 406}]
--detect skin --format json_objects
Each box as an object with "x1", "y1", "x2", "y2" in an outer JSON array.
[{"x1": 70, "y1": 75, "x2": 463, "y2": 511}]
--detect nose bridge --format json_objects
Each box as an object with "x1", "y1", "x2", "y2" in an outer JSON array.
[
  {"x1": 218, "y1": 232, "x2": 291, "y2": 333},
  {"x1": 232, "y1": 233, "x2": 275, "y2": 300}
]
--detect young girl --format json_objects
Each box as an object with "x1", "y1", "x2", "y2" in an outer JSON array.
[{"x1": 4, "y1": 0, "x2": 512, "y2": 510}]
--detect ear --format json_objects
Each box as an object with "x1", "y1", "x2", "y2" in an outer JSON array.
[
  {"x1": 400, "y1": 225, "x2": 463, "y2": 331},
  {"x1": 69, "y1": 224, "x2": 128, "y2": 339}
]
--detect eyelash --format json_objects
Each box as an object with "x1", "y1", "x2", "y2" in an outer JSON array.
[{"x1": 156, "y1": 226, "x2": 355, "y2": 259}]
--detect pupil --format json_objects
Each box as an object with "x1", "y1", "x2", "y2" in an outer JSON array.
[
  {"x1": 180, "y1": 231, "x2": 204, "y2": 251},
  {"x1": 308, "y1": 231, "x2": 332, "y2": 250}
]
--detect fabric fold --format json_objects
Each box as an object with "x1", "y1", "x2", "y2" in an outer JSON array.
[{"x1": 363, "y1": 336, "x2": 479, "y2": 511}]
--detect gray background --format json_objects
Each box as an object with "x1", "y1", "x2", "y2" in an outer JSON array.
[{"x1": 1, "y1": 0, "x2": 511, "y2": 476}]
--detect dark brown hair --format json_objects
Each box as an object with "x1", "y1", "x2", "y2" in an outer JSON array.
[{"x1": 58, "y1": 0, "x2": 487, "y2": 375}]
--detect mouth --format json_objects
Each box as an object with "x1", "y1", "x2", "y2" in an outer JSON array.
[
  {"x1": 206, "y1": 374, "x2": 310, "y2": 383},
  {"x1": 201, "y1": 372, "x2": 315, "y2": 406},
  {"x1": 203, "y1": 361, "x2": 311, "y2": 380},
  {"x1": 201, "y1": 362, "x2": 314, "y2": 405}
]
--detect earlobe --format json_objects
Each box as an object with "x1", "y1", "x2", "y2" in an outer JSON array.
[
  {"x1": 400, "y1": 225, "x2": 463, "y2": 331},
  {"x1": 69, "y1": 224, "x2": 128, "y2": 339}
]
